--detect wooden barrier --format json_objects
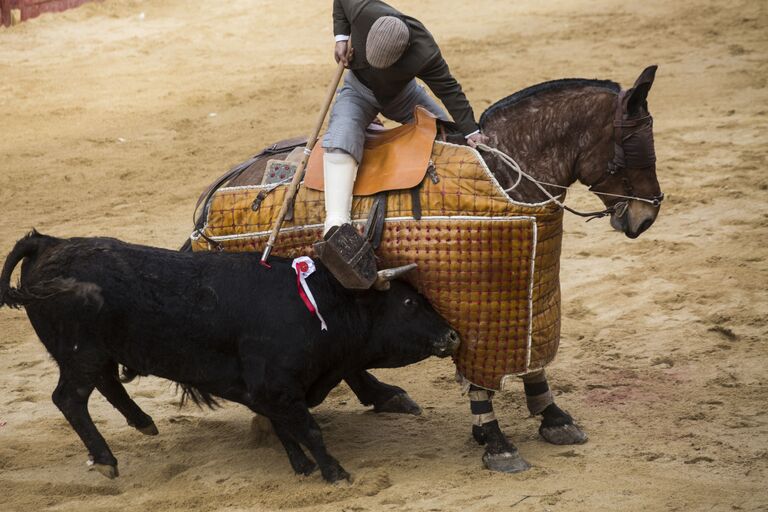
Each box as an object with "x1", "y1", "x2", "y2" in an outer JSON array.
[{"x1": 1, "y1": 0, "x2": 96, "y2": 27}]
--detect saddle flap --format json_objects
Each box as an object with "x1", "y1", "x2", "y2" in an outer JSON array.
[{"x1": 304, "y1": 106, "x2": 438, "y2": 196}]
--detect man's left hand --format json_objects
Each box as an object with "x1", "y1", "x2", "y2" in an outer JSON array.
[{"x1": 466, "y1": 132, "x2": 490, "y2": 148}]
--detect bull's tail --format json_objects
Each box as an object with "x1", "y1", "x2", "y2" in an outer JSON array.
[
  {"x1": 1, "y1": 230, "x2": 47, "y2": 308},
  {"x1": 0, "y1": 230, "x2": 103, "y2": 310},
  {"x1": 178, "y1": 384, "x2": 220, "y2": 410},
  {"x1": 120, "y1": 370, "x2": 219, "y2": 409}
]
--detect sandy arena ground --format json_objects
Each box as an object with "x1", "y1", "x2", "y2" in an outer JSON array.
[{"x1": 1, "y1": 0, "x2": 766, "y2": 510}]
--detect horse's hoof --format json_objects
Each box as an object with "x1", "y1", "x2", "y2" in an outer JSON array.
[
  {"x1": 539, "y1": 423, "x2": 588, "y2": 445},
  {"x1": 482, "y1": 450, "x2": 531, "y2": 473},
  {"x1": 93, "y1": 463, "x2": 119, "y2": 479},
  {"x1": 373, "y1": 393, "x2": 422, "y2": 415},
  {"x1": 137, "y1": 421, "x2": 159, "y2": 436}
]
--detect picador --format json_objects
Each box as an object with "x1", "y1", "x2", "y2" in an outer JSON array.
[{"x1": 317, "y1": 0, "x2": 489, "y2": 285}]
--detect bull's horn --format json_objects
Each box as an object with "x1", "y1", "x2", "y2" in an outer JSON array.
[{"x1": 373, "y1": 263, "x2": 418, "y2": 291}]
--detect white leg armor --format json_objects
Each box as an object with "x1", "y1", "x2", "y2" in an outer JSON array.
[{"x1": 323, "y1": 150, "x2": 359, "y2": 235}]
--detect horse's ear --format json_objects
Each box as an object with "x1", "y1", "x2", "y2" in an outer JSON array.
[{"x1": 626, "y1": 65, "x2": 658, "y2": 115}]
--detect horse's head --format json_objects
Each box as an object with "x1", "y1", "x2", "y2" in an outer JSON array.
[{"x1": 578, "y1": 66, "x2": 663, "y2": 239}]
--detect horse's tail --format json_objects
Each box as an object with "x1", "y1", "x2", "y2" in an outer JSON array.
[{"x1": 0, "y1": 230, "x2": 102, "y2": 310}]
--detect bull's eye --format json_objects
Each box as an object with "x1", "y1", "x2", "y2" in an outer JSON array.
[{"x1": 404, "y1": 298, "x2": 417, "y2": 309}]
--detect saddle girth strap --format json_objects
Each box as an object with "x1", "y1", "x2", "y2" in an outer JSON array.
[{"x1": 410, "y1": 185, "x2": 422, "y2": 221}]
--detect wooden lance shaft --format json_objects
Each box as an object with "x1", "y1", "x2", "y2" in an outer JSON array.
[{"x1": 260, "y1": 57, "x2": 348, "y2": 265}]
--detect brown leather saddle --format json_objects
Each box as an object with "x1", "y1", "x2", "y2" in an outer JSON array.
[
  {"x1": 185, "y1": 107, "x2": 440, "y2": 252},
  {"x1": 304, "y1": 105, "x2": 438, "y2": 196}
]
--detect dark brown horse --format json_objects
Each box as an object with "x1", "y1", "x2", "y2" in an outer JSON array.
[
  {"x1": 454, "y1": 65, "x2": 662, "y2": 472},
  {"x1": 186, "y1": 65, "x2": 662, "y2": 473}
]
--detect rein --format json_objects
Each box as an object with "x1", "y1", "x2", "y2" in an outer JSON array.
[
  {"x1": 477, "y1": 89, "x2": 664, "y2": 221},
  {"x1": 476, "y1": 143, "x2": 620, "y2": 221}
]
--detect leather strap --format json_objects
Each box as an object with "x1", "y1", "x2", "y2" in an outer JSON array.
[
  {"x1": 410, "y1": 185, "x2": 422, "y2": 220},
  {"x1": 363, "y1": 192, "x2": 388, "y2": 250},
  {"x1": 192, "y1": 139, "x2": 308, "y2": 231}
]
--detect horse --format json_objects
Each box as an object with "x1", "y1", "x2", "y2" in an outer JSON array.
[{"x1": 186, "y1": 65, "x2": 663, "y2": 473}]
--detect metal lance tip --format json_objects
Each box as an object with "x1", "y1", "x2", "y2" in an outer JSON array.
[{"x1": 260, "y1": 245, "x2": 273, "y2": 268}]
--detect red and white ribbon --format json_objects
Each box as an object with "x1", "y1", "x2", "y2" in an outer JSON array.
[{"x1": 292, "y1": 256, "x2": 328, "y2": 331}]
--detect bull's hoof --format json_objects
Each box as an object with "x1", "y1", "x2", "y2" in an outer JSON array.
[
  {"x1": 93, "y1": 463, "x2": 119, "y2": 479},
  {"x1": 539, "y1": 423, "x2": 588, "y2": 445},
  {"x1": 373, "y1": 393, "x2": 422, "y2": 415},
  {"x1": 129, "y1": 415, "x2": 159, "y2": 436},
  {"x1": 137, "y1": 421, "x2": 159, "y2": 436},
  {"x1": 294, "y1": 460, "x2": 318, "y2": 476},
  {"x1": 482, "y1": 450, "x2": 531, "y2": 474},
  {"x1": 322, "y1": 464, "x2": 351, "y2": 483}
]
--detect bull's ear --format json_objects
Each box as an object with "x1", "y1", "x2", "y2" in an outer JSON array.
[{"x1": 626, "y1": 65, "x2": 658, "y2": 115}]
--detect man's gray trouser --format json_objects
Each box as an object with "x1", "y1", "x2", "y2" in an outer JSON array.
[{"x1": 322, "y1": 72, "x2": 449, "y2": 163}]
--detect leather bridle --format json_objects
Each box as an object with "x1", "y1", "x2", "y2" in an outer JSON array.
[{"x1": 587, "y1": 90, "x2": 665, "y2": 209}]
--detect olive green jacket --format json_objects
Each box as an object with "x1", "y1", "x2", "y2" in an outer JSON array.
[{"x1": 333, "y1": 0, "x2": 479, "y2": 136}]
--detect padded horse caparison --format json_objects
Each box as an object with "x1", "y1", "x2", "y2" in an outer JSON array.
[
  {"x1": 304, "y1": 106, "x2": 438, "y2": 196},
  {"x1": 191, "y1": 142, "x2": 565, "y2": 389},
  {"x1": 188, "y1": 137, "x2": 309, "y2": 248},
  {"x1": 188, "y1": 108, "x2": 440, "y2": 248}
]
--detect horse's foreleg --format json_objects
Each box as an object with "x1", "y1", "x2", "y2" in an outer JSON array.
[
  {"x1": 522, "y1": 369, "x2": 587, "y2": 445},
  {"x1": 469, "y1": 385, "x2": 530, "y2": 473},
  {"x1": 344, "y1": 370, "x2": 421, "y2": 415}
]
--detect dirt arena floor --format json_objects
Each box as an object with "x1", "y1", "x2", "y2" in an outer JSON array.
[{"x1": 1, "y1": 0, "x2": 766, "y2": 510}]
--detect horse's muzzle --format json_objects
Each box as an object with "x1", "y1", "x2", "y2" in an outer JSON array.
[{"x1": 612, "y1": 201, "x2": 659, "y2": 238}]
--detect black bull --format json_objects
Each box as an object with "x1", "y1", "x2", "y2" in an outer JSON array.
[{"x1": 0, "y1": 230, "x2": 460, "y2": 482}]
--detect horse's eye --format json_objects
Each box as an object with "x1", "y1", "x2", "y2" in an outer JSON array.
[{"x1": 404, "y1": 298, "x2": 417, "y2": 308}]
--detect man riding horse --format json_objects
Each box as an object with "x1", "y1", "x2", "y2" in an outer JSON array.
[{"x1": 319, "y1": 0, "x2": 489, "y2": 284}]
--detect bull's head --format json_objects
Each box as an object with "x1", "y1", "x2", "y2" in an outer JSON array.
[{"x1": 364, "y1": 264, "x2": 461, "y2": 366}]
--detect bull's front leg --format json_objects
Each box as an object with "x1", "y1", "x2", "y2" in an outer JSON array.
[
  {"x1": 344, "y1": 370, "x2": 421, "y2": 415},
  {"x1": 272, "y1": 403, "x2": 350, "y2": 483},
  {"x1": 270, "y1": 419, "x2": 318, "y2": 476},
  {"x1": 469, "y1": 385, "x2": 530, "y2": 473},
  {"x1": 522, "y1": 369, "x2": 588, "y2": 445}
]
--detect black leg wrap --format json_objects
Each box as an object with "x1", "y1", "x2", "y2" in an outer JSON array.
[
  {"x1": 522, "y1": 371, "x2": 554, "y2": 415},
  {"x1": 523, "y1": 380, "x2": 550, "y2": 397}
]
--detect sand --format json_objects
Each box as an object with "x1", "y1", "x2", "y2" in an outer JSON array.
[{"x1": 0, "y1": 0, "x2": 766, "y2": 510}]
